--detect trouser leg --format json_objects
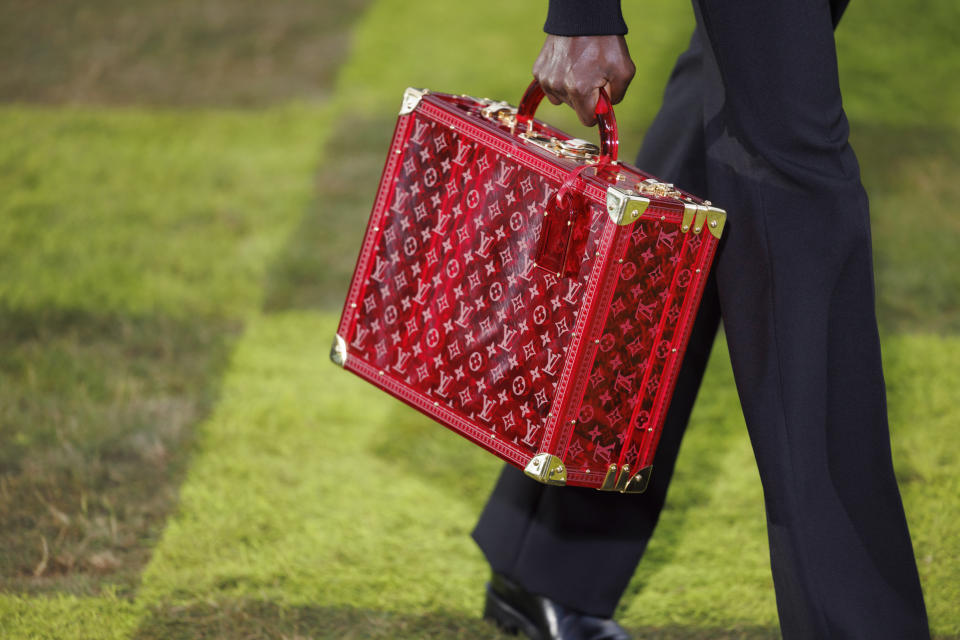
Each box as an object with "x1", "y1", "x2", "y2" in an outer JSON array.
[
  {"x1": 694, "y1": 0, "x2": 930, "y2": 635},
  {"x1": 472, "y1": 30, "x2": 721, "y2": 618}
]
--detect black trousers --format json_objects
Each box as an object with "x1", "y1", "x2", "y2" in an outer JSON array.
[{"x1": 473, "y1": 1, "x2": 930, "y2": 637}]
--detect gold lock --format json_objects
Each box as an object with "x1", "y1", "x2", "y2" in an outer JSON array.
[{"x1": 637, "y1": 178, "x2": 682, "y2": 199}]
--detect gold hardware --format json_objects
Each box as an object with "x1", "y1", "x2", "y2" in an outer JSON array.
[
  {"x1": 682, "y1": 203, "x2": 696, "y2": 233},
  {"x1": 399, "y1": 87, "x2": 428, "y2": 115},
  {"x1": 558, "y1": 138, "x2": 600, "y2": 158},
  {"x1": 599, "y1": 464, "x2": 619, "y2": 491},
  {"x1": 637, "y1": 178, "x2": 682, "y2": 199},
  {"x1": 520, "y1": 133, "x2": 600, "y2": 161},
  {"x1": 524, "y1": 453, "x2": 567, "y2": 486},
  {"x1": 478, "y1": 99, "x2": 519, "y2": 130},
  {"x1": 606, "y1": 186, "x2": 650, "y2": 226},
  {"x1": 330, "y1": 334, "x2": 348, "y2": 367},
  {"x1": 706, "y1": 208, "x2": 726, "y2": 239},
  {"x1": 621, "y1": 466, "x2": 653, "y2": 493},
  {"x1": 614, "y1": 464, "x2": 632, "y2": 492},
  {"x1": 479, "y1": 99, "x2": 514, "y2": 119},
  {"x1": 693, "y1": 207, "x2": 708, "y2": 234}
]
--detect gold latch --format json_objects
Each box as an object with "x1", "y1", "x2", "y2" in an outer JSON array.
[
  {"x1": 479, "y1": 99, "x2": 517, "y2": 126},
  {"x1": 520, "y1": 133, "x2": 599, "y2": 161},
  {"x1": 637, "y1": 178, "x2": 682, "y2": 199}
]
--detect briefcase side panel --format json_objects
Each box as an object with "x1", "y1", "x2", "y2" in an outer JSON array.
[
  {"x1": 617, "y1": 227, "x2": 707, "y2": 466},
  {"x1": 557, "y1": 212, "x2": 690, "y2": 484},
  {"x1": 632, "y1": 229, "x2": 722, "y2": 470}
]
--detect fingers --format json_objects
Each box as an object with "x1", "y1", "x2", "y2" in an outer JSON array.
[
  {"x1": 606, "y1": 63, "x2": 634, "y2": 104},
  {"x1": 531, "y1": 35, "x2": 636, "y2": 127},
  {"x1": 536, "y1": 67, "x2": 599, "y2": 125},
  {"x1": 567, "y1": 83, "x2": 600, "y2": 126},
  {"x1": 606, "y1": 39, "x2": 636, "y2": 105}
]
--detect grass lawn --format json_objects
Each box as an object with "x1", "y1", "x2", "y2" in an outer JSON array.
[{"x1": 1, "y1": 0, "x2": 958, "y2": 638}]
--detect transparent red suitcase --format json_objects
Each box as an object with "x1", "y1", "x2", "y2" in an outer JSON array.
[{"x1": 332, "y1": 81, "x2": 725, "y2": 492}]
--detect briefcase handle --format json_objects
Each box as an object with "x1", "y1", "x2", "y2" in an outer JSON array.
[{"x1": 515, "y1": 79, "x2": 619, "y2": 163}]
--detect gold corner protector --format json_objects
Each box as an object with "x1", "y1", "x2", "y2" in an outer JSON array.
[
  {"x1": 605, "y1": 187, "x2": 649, "y2": 226},
  {"x1": 399, "y1": 87, "x2": 428, "y2": 115},
  {"x1": 621, "y1": 466, "x2": 653, "y2": 494},
  {"x1": 705, "y1": 207, "x2": 726, "y2": 239},
  {"x1": 599, "y1": 464, "x2": 619, "y2": 491},
  {"x1": 681, "y1": 203, "x2": 696, "y2": 233},
  {"x1": 614, "y1": 464, "x2": 632, "y2": 492},
  {"x1": 524, "y1": 453, "x2": 567, "y2": 486},
  {"x1": 330, "y1": 334, "x2": 348, "y2": 367},
  {"x1": 692, "y1": 206, "x2": 708, "y2": 235}
]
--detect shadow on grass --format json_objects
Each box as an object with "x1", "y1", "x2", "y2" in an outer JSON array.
[
  {"x1": 132, "y1": 597, "x2": 781, "y2": 640},
  {"x1": 0, "y1": 305, "x2": 240, "y2": 597},
  {"x1": 0, "y1": 0, "x2": 372, "y2": 106}
]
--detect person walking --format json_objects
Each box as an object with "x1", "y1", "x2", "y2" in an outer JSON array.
[{"x1": 472, "y1": 1, "x2": 931, "y2": 638}]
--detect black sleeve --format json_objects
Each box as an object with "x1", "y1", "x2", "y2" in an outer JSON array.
[{"x1": 543, "y1": 0, "x2": 628, "y2": 36}]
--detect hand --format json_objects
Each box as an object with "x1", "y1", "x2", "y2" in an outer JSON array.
[{"x1": 533, "y1": 35, "x2": 635, "y2": 126}]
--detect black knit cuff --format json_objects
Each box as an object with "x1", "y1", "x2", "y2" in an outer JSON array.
[{"x1": 544, "y1": 0, "x2": 628, "y2": 36}]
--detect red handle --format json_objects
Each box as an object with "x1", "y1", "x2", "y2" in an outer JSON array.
[{"x1": 515, "y1": 79, "x2": 619, "y2": 163}]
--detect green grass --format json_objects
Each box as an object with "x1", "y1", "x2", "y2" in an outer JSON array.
[
  {"x1": 0, "y1": 0, "x2": 370, "y2": 105},
  {"x1": 0, "y1": 0, "x2": 958, "y2": 637}
]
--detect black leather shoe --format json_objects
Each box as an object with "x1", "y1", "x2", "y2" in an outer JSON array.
[{"x1": 483, "y1": 573, "x2": 631, "y2": 640}]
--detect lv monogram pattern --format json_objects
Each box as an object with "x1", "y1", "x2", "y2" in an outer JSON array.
[
  {"x1": 347, "y1": 111, "x2": 604, "y2": 457},
  {"x1": 567, "y1": 224, "x2": 703, "y2": 472}
]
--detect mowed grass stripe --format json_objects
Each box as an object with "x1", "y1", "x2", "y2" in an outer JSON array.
[
  {"x1": 130, "y1": 312, "x2": 512, "y2": 639},
  {"x1": 0, "y1": 105, "x2": 327, "y2": 318},
  {"x1": 1, "y1": 0, "x2": 957, "y2": 636},
  {"x1": 0, "y1": 104, "x2": 333, "y2": 601},
  {"x1": 86, "y1": 313, "x2": 959, "y2": 637}
]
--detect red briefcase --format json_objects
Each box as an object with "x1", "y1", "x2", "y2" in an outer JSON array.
[{"x1": 332, "y1": 81, "x2": 725, "y2": 492}]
